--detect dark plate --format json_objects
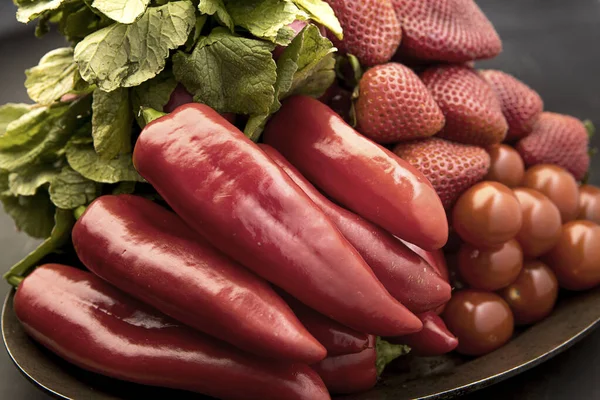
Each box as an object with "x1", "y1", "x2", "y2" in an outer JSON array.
[{"x1": 3, "y1": 286, "x2": 600, "y2": 400}]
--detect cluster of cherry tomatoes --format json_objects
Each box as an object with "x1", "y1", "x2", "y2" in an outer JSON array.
[{"x1": 441, "y1": 144, "x2": 600, "y2": 356}]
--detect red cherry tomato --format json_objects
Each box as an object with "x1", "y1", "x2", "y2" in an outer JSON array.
[
  {"x1": 513, "y1": 188, "x2": 562, "y2": 258},
  {"x1": 457, "y1": 239, "x2": 523, "y2": 291},
  {"x1": 542, "y1": 220, "x2": 600, "y2": 291},
  {"x1": 485, "y1": 144, "x2": 525, "y2": 188},
  {"x1": 522, "y1": 164, "x2": 580, "y2": 223},
  {"x1": 500, "y1": 261, "x2": 558, "y2": 325},
  {"x1": 578, "y1": 185, "x2": 600, "y2": 224},
  {"x1": 452, "y1": 181, "x2": 523, "y2": 248},
  {"x1": 443, "y1": 290, "x2": 514, "y2": 356}
]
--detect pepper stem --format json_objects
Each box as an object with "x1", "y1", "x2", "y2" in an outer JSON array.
[
  {"x1": 6, "y1": 275, "x2": 24, "y2": 288},
  {"x1": 141, "y1": 107, "x2": 167, "y2": 125}
]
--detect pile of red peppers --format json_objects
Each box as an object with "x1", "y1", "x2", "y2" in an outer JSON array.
[{"x1": 13, "y1": 96, "x2": 458, "y2": 400}]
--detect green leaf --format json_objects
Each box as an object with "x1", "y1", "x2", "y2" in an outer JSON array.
[
  {"x1": 8, "y1": 164, "x2": 60, "y2": 196},
  {"x1": 3, "y1": 208, "x2": 75, "y2": 285},
  {"x1": 0, "y1": 98, "x2": 90, "y2": 172},
  {"x1": 60, "y1": 4, "x2": 112, "y2": 43},
  {"x1": 244, "y1": 114, "x2": 269, "y2": 142},
  {"x1": 49, "y1": 166, "x2": 99, "y2": 209},
  {"x1": 0, "y1": 170, "x2": 9, "y2": 196},
  {"x1": 225, "y1": 0, "x2": 303, "y2": 45},
  {"x1": 291, "y1": 0, "x2": 343, "y2": 39},
  {"x1": 74, "y1": 1, "x2": 196, "y2": 92},
  {"x1": 376, "y1": 337, "x2": 410, "y2": 376},
  {"x1": 92, "y1": 0, "x2": 150, "y2": 24},
  {"x1": 92, "y1": 88, "x2": 133, "y2": 159},
  {"x1": 277, "y1": 24, "x2": 336, "y2": 99},
  {"x1": 198, "y1": 0, "x2": 234, "y2": 31},
  {"x1": 15, "y1": 0, "x2": 69, "y2": 23},
  {"x1": 0, "y1": 106, "x2": 71, "y2": 171},
  {"x1": 131, "y1": 69, "x2": 177, "y2": 127},
  {"x1": 25, "y1": 48, "x2": 81, "y2": 105},
  {"x1": 185, "y1": 14, "x2": 208, "y2": 52},
  {"x1": 0, "y1": 104, "x2": 31, "y2": 136},
  {"x1": 0, "y1": 191, "x2": 56, "y2": 239},
  {"x1": 66, "y1": 140, "x2": 144, "y2": 183},
  {"x1": 584, "y1": 120, "x2": 596, "y2": 137},
  {"x1": 112, "y1": 181, "x2": 136, "y2": 194},
  {"x1": 173, "y1": 28, "x2": 277, "y2": 115}
]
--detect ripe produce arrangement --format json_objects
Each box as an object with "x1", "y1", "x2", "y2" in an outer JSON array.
[{"x1": 0, "y1": 0, "x2": 599, "y2": 399}]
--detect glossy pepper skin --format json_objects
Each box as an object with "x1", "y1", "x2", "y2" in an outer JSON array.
[
  {"x1": 387, "y1": 312, "x2": 458, "y2": 356},
  {"x1": 72, "y1": 195, "x2": 325, "y2": 363},
  {"x1": 263, "y1": 95, "x2": 448, "y2": 251},
  {"x1": 312, "y1": 335, "x2": 377, "y2": 394},
  {"x1": 14, "y1": 264, "x2": 330, "y2": 400},
  {"x1": 281, "y1": 291, "x2": 369, "y2": 356},
  {"x1": 133, "y1": 103, "x2": 422, "y2": 336},
  {"x1": 262, "y1": 145, "x2": 451, "y2": 313}
]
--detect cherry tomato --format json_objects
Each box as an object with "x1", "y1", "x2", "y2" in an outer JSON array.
[
  {"x1": 485, "y1": 144, "x2": 525, "y2": 188},
  {"x1": 500, "y1": 261, "x2": 558, "y2": 325},
  {"x1": 452, "y1": 181, "x2": 523, "y2": 248},
  {"x1": 457, "y1": 239, "x2": 523, "y2": 291},
  {"x1": 578, "y1": 185, "x2": 600, "y2": 224},
  {"x1": 542, "y1": 220, "x2": 600, "y2": 291},
  {"x1": 522, "y1": 164, "x2": 580, "y2": 222},
  {"x1": 513, "y1": 188, "x2": 562, "y2": 258},
  {"x1": 443, "y1": 290, "x2": 514, "y2": 356}
]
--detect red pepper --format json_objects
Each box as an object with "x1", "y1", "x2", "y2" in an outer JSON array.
[
  {"x1": 387, "y1": 312, "x2": 458, "y2": 356},
  {"x1": 262, "y1": 95, "x2": 448, "y2": 251},
  {"x1": 261, "y1": 145, "x2": 451, "y2": 313},
  {"x1": 402, "y1": 240, "x2": 450, "y2": 282},
  {"x1": 72, "y1": 194, "x2": 325, "y2": 363},
  {"x1": 280, "y1": 291, "x2": 370, "y2": 356},
  {"x1": 311, "y1": 335, "x2": 377, "y2": 394},
  {"x1": 133, "y1": 103, "x2": 422, "y2": 336},
  {"x1": 14, "y1": 264, "x2": 330, "y2": 400}
]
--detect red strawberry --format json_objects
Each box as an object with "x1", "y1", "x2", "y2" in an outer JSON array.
[
  {"x1": 393, "y1": 138, "x2": 491, "y2": 209},
  {"x1": 480, "y1": 70, "x2": 544, "y2": 142},
  {"x1": 355, "y1": 63, "x2": 445, "y2": 143},
  {"x1": 391, "y1": 0, "x2": 502, "y2": 63},
  {"x1": 325, "y1": 0, "x2": 402, "y2": 67},
  {"x1": 516, "y1": 112, "x2": 590, "y2": 181},
  {"x1": 420, "y1": 65, "x2": 508, "y2": 146}
]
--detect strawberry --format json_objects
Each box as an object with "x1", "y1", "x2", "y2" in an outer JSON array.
[
  {"x1": 420, "y1": 65, "x2": 508, "y2": 146},
  {"x1": 391, "y1": 0, "x2": 502, "y2": 63},
  {"x1": 516, "y1": 112, "x2": 590, "y2": 181},
  {"x1": 355, "y1": 63, "x2": 445, "y2": 143},
  {"x1": 325, "y1": 0, "x2": 402, "y2": 67},
  {"x1": 480, "y1": 70, "x2": 544, "y2": 142},
  {"x1": 393, "y1": 138, "x2": 490, "y2": 209}
]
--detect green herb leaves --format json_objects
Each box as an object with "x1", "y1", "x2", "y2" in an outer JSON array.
[
  {"x1": 91, "y1": 88, "x2": 133, "y2": 159},
  {"x1": 91, "y1": 0, "x2": 150, "y2": 24},
  {"x1": 25, "y1": 48, "x2": 83, "y2": 105},
  {"x1": 174, "y1": 28, "x2": 277, "y2": 115},
  {"x1": 74, "y1": 1, "x2": 196, "y2": 92}
]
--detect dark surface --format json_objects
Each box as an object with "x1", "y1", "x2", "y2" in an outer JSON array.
[{"x1": 0, "y1": 0, "x2": 599, "y2": 399}]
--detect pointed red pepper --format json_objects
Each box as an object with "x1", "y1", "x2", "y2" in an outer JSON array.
[
  {"x1": 72, "y1": 194, "x2": 325, "y2": 362},
  {"x1": 133, "y1": 103, "x2": 422, "y2": 336},
  {"x1": 312, "y1": 335, "x2": 378, "y2": 394},
  {"x1": 261, "y1": 145, "x2": 451, "y2": 313},
  {"x1": 281, "y1": 292, "x2": 370, "y2": 356},
  {"x1": 387, "y1": 312, "x2": 458, "y2": 356},
  {"x1": 263, "y1": 95, "x2": 448, "y2": 251},
  {"x1": 14, "y1": 264, "x2": 331, "y2": 400}
]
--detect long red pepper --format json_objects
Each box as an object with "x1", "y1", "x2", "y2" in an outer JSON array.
[
  {"x1": 281, "y1": 292, "x2": 370, "y2": 356},
  {"x1": 133, "y1": 103, "x2": 422, "y2": 336},
  {"x1": 263, "y1": 95, "x2": 448, "y2": 251},
  {"x1": 261, "y1": 145, "x2": 451, "y2": 313},
  {"x1": 386, "y1": 312, "x2": 458, "y2": 356},
  {"x1": 14, "y1": 264, "x2": 330, "y2": 400},
  {"x1": 312, "y1": 336, "x2": 378, "y2": 394},
  {"x1": 72, "y1": 194, "x2": 325, "y2": 362}
]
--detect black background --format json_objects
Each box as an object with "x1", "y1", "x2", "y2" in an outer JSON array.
[{"x1": 1, "y1": 0, "x2": 599, "y2": 398}]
